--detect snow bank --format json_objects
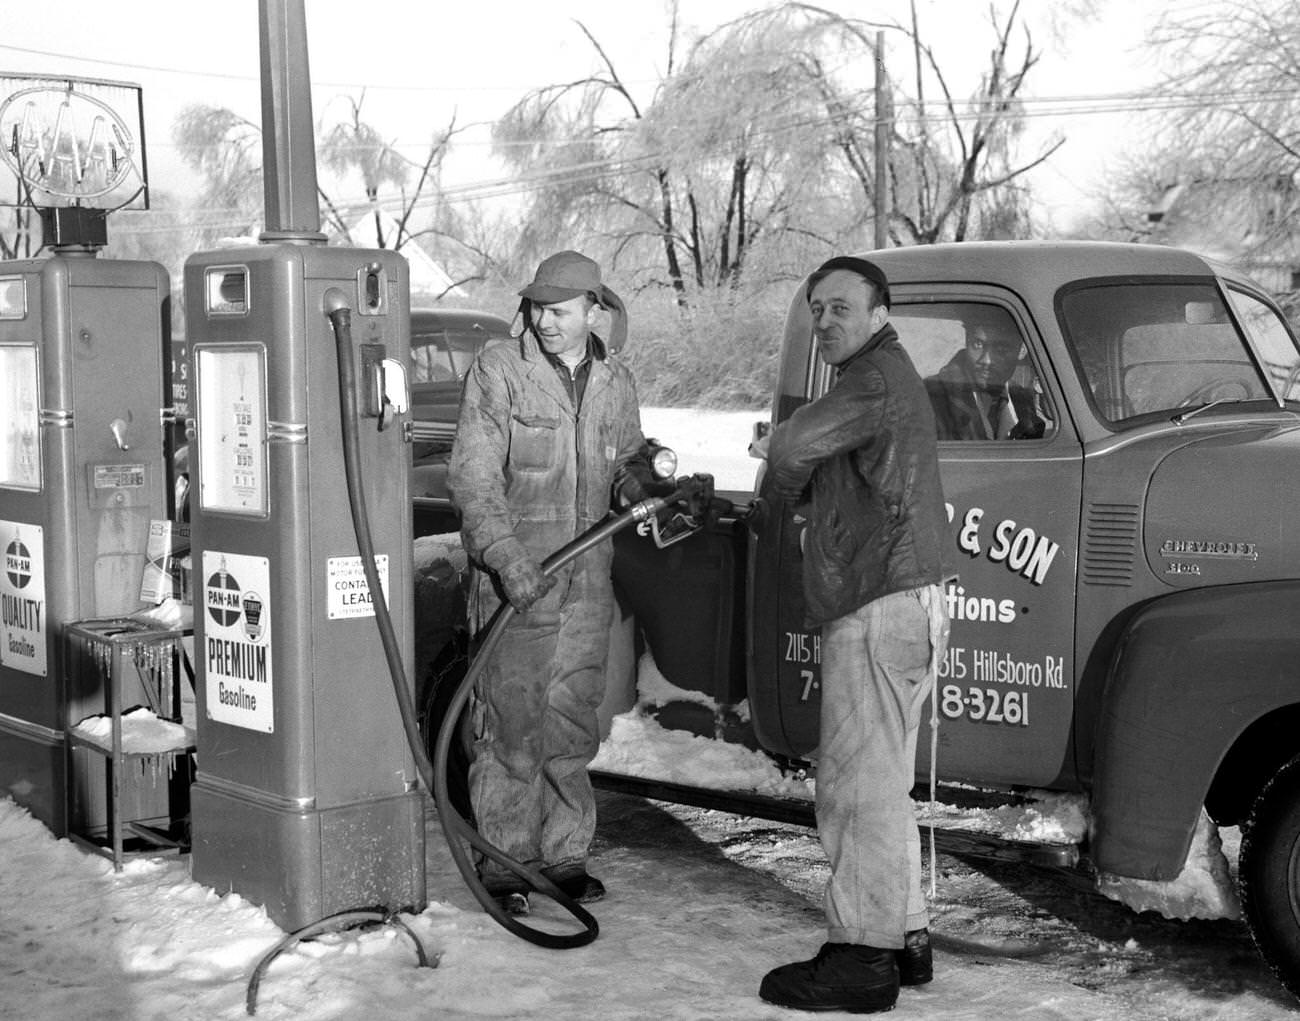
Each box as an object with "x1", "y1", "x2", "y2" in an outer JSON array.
[{"x1": 1097, "y1": 811, "x2": 1241, "y2": 921}]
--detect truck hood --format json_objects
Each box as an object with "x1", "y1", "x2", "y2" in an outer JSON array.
[{"x1": 1144, "y1": 422, "x2": 1300, "y2": 587}]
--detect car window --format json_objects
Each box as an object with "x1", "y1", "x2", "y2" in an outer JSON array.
[
  {"x1": 1059, "y1": 281, "x2": 1272, "y2": 427},
  {"x1": 1226, "y1": 286, "x2": 1300, "y2": 401},
  {"x1": 411, "y1": 331, "x2": 487, "y2": 386},
  {"x1": 891, "y1": 302, "x2": 1055, "y2": 442}
]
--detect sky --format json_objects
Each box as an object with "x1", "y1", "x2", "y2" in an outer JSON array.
[{"x1": 0, "y1": 0, "x2": 1176, "y2": 234}]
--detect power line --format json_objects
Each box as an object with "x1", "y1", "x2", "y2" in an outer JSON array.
[{"x1": 7, "y1": 39, "x2": 1300, "y2": 113}]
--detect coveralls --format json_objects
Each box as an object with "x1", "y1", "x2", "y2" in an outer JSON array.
[
  {"x1": 767, "y1": 321, "x2": 951, "y2": 949},
  {"x1": 448, "y1": 329, "x2": 646, "y2": 887}
]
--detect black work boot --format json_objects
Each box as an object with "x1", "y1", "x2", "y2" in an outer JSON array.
[
  {"x1": 542, "y1": 864, "x2": 606, "y2": 904},
  {"x1": 759, "y1": 943, "x2": 899, "y2": 1014},
  {"x1": 482, "y1": 877, "x2": 530, "y2": 916},
  {"x1": 897, "y1": 928, "x2": 933, "y2": 986}
]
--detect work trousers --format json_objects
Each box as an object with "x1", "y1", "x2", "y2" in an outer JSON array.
[
  {"x1": 817, "y1": 584, "x2": 947, "y2": 948},
  {"x1": 469, "y1": 563, "x2": 613, "y2": 886}
]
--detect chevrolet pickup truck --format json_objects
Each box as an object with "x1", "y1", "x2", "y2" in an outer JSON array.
[{"x1": 411, "y1": 243, "x2": 1300, "y2": 998}]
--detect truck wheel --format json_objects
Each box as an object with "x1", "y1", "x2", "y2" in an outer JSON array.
[
  {"x1": 419, "y1": 638, "x2": 474, "y2": 823},
  {"x1": 1240, "y1": 753, "x2": 1300, "y2": 999}
]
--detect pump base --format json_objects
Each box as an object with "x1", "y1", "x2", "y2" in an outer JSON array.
[{"x1": 190, "y1": 778, "x2": 426, "y2": 932}]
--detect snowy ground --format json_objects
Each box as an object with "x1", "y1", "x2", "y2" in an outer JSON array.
[
  {"x1": 5, "y1": 407, "x2": 1298, "y2": 1018},
  {"x1": 4, "y1": 656, "x2": 1295, "y2": 1020}
]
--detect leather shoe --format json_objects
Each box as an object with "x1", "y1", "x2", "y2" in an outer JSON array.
[
  {"x1": 759, "y1": 942, "x2": 898, "y2": 1014},
  {"x1": 543, "y1": 866, "x2": 606, "y2": 904},
  {"x1": 493, "y1": 891, "x2": 529, "y2": 916},
  {"x1": 483, "y1": 877, "x2": 530, "y2": 916},
  {"x1": 897, "y1": 928, "x2": 932, "y2": 986}
]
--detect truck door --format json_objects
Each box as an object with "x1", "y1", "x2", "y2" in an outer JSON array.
[{"x1": 751, "y1": 294, "x2": 1083, "y2": 789}]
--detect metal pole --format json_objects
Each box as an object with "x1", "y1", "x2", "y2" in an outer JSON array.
[
  {"x1": 258, "y1": 0, "x2": 326, "y2": 244},
  {"x1": 874, "y1": 31, "x2": 891, "y2": 251}
]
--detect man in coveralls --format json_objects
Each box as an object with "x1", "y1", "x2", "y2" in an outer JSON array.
[
  {"x1": 760, "y1": 256, "x2": 951, "y2": 1013},
  {"x1": 448, "y1": 251, "x2": 653, "y2": 916}
]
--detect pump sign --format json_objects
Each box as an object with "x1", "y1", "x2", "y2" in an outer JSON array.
[
  {"x1": 326, "y1": 555, "x2": 389, "y2": 620},
  {"x1": 202, "y1": 550, "x2": 273, "y2": 732},
  {"x1": 1, "y1": 521, "x2": 45, "y2": 676}
]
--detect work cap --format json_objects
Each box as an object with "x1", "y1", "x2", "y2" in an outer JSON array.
[
  {"x1": 806, "y1": 255, "x2": 891, "y2": 309},
  {"x1": 517, "y1": 249, "x2": 628, "y2": 353},
  {"x1": 520, "y1": 250, "x2": 604, "y2": 303}
]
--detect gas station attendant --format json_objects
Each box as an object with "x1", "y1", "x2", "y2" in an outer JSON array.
[{"x1": 447, "y1": 251, "x2": 654, "y2": 916}]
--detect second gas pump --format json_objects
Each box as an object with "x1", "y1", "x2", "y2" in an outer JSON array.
[{"x1": 183, "y1": 0, "x2": 423, "y2": 930}]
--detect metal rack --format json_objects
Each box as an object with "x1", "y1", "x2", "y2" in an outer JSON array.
[{"x1": 65, "y1": 617, "x2": 194, "y2": 870}]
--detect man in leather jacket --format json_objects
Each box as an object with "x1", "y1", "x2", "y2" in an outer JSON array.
[
  {"x1": 758, "y1": 257, "x2": 951, "y2": 1014},
  {"x1": 448, "y1": 251, "x2": 653, "y2": 917}
]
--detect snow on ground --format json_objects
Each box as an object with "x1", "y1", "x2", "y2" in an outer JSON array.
[
  {"x1": 4, "y1": 650, "x2": 1270, "y2": 1021},
  {"x1": 0, "y1": 690, "x2": 1289, "y2": 1021}
]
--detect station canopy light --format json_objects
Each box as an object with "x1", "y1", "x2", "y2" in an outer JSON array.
[{"x1": 0, "y1": 73, "x2": 148, "y2": 210}]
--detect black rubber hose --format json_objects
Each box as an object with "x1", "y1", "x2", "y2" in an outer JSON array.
[
  {"x1": 327, "y1": 302, "x2": 602, "y2": 948},
  {"x1": 429, "y1": 499, "x2": 676, "y2": 938},
  {"x1": 246, "y1": 908, "x2": 435, "y2": 1016}
]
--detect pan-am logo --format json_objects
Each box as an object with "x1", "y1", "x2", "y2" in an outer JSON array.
[
  {"x1": 5, "y1": 538, "x2": 31, "y2": 589},
  {"x1": 206, "y1": 568, "x2": 243, "y2": 628}
]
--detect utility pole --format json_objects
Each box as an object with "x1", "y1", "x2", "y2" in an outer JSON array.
[{"x1": 874, "y1": 31, "x2": 891, "y2": 250}]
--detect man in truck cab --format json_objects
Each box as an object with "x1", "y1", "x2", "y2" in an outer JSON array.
[
  {"x1": 447, "y1": 251, "x2": 654, "y2": 917},
  {"x1": 759, "y1": 256, "x2": 951, "y2": 1014},
  {"x1": 925, "y1": 305, "x2": 1049, "y2": 441}
]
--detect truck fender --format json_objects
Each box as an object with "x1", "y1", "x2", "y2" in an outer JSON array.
[{"x1": 1091, "y1": 580, "x2": 1300, "y2": 880}]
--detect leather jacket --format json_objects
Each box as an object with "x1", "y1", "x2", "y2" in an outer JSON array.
[{"x1": 767, "y1": 322, "x2": 950, "y2": 626}]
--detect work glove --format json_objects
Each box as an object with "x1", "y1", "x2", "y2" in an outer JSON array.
[{"x1": 498, "y1": 557, "x2": 556, "y2": 611}]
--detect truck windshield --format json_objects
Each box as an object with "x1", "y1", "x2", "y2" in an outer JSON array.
[{"x1": 1058, "y1": 280, "x2": 1288, "y2": 428}]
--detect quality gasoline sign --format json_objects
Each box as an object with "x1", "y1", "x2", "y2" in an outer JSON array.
[
  {"x1": 1, "y1": 521, "x2": 46, "y2": 676},
  {"x1": 202, "y1": 550, "x2": 273, "y2": 732}
]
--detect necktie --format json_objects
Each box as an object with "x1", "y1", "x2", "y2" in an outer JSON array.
[{"x1": 988, "y1": 393, "x2": 1018, "y2": 439}]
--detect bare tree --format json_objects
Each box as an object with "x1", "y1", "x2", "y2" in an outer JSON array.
[
  {"x1": 173, "y1": 97, "x2": 462, "y2": 259},
  {"x1": 318, "y1": 92, "x2": 461, "y2": 255},
  {"x1": 880, "y1": 0, "x2": 1063, "y2": 244},
  {"x1": 173, "y1": 105, "x2": 265, "y2": 245},
  {"x1": 493, "y1": 0, "x2": 1068, "y2": 308},
  {"x1": 1140, "y1": 0, "x2": 1300, "y2": 257}
]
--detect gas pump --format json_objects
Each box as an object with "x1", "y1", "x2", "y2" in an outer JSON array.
[
  {"x1": 0, "y1": 76, "x2": 169, "y2": 837},
  {"x1": 186, "y1": 246, "x2": 424, "y2": 930},
  {"x1": 183, "y1": 0, "x2": 423, "y2": 932}
]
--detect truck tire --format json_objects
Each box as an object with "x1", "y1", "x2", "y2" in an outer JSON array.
[
  {"x1": 418, "y1": 638, "x2": 474, "y2": 822},
  {"x1": 1240, "y1": 752, "x2": 1300, "y2": 999}
]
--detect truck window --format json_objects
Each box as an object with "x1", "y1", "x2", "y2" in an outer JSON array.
[
  {"x1": 1059, "y1": 281, "x2": 1273, "y2": 427},
  {"x1": 1226, "y1": 286, "x2": 1300, "y2": 401},
  {"x1": 892, "y1": 302, "x2": 1055, "y2": 442}
]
